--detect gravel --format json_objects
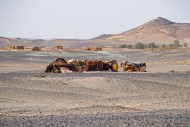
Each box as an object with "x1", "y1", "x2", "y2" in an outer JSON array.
[{"x1": 0, "y1": 72, "x2": 190, "y2": 126}]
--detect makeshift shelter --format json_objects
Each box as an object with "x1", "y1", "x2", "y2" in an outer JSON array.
[
  {"x1": 84, "y1": 60, "x2": 107, "y2": 72},
  {"x1": 85, "y1": 47, "x2": 102, "y2": 51},
  {"x1": 32, "y1": 47, "x2": 41, "y2": 51},
  {"x1": 52, "y1": 45, "x2": 63, "y2": 50},
  {"x1": 45, "y1": 58, "x2": 73, "y2": 73},
  {"x1": 5, "y1": 46, "x2": 24, "y2": 50},
  {"x1": 106, "y1": 60, "x2": 118, "y2": 72},
  {"x1": 123, "y1": 62, "x2": 146, "y2": 72}
]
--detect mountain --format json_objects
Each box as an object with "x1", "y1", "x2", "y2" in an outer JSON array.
[
  {"x1": 90, "y1": 34, "x2": 114, "y2": 40},
  {"x1": 0, "y1": 37, "x2": 48, "y2": 47},
  {"x1": 0, "y1": 17, "x2": 190, "y2": 48},
  {"x1": 98, "y1": 17, "x2": 190, "y2": 45}
]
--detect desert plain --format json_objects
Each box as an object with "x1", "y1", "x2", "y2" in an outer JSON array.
[{"x1": 0, "y1": 48, "x2": 190, "y2": 127}]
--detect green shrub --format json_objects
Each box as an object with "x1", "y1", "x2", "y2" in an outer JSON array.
[
  {"x1": 119, "y1": 44, "x2": 127, "y2": 48},
  {"x1": 170, "y1": 44, "x2": 174, "y2": 47},
  {"x1": 174, "y1": 40, "x2": 180, "y2": 48},
  {"x1": 183, "y1": 43, "x2": 188, "y2": 47},
  {"x1": 148, "y1": 42, "x2": 156, "y2": 48},
  {"x1": 127, "y1": 44, "x2": 133, "y2": 49},
  {"x1": 135, "y1": 42, "x2": 144, "y2": 49},
  {"x1": 161, "y1": 44, "x2": 166, "y2": 48}
]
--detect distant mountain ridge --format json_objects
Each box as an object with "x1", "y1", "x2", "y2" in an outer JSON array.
[
  {"x1": 0, "y1": 17, "x2": 190, "y2": 48},
  {"x1": 0, "y1": 37, "x2": 47, "y2": 47},
  {"x1": 90, "y1": 34, "x2": 114, "y2": 40}
]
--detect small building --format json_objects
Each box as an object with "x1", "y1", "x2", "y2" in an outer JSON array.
[
  {"x1": 5, "y1": 46, "x2": 25, "y2": 50},
  {"x1": 85, "y1": 47, "x2": 102, "y2": 51},
  {"x1": 52, "y1": 45, "x2": 63, "y2": 50},
  {"x1": 31, "y1": 47, "x2": 41, "y2": 51}
]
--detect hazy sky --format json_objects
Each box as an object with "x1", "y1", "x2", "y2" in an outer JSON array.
[{"x1": 0, "y1": 0, "x2": 190, "y2": 39}]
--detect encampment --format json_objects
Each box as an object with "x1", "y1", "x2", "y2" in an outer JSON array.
[
  {"x1": 5, "y1": 46, "x2": 25, "y2": 50},
  {"x1": 45, "y1": 58, "x2": 118, "y2": 73}
]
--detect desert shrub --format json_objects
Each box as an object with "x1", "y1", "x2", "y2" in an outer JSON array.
[
  {"x1": 183, "y1": 43, "x2": 188, "y2": 47},
  {"x1": 148, "y1": 42, "x2": 157, "y2": 48},
  {"x1": 119, "y1": 44, "x2": 133, "y2": 49},
  {"x1": 119, "y1": 44, "x2": 127, "y2": 48},
  {"x1": 174, "y1": 40, "x2": 181, "y2": 48},
  {"x1": 143, "y1": 44, "x2": 148, "y2": 48},
  {"x1": 155, "y1": 45, "x2": 159, "y2": 48},
  {"x1": 127, "y1": 44, "x2": 133, "y2": 49},
  {"x1": 169, "y1": 44, "x2": 175, "y2": 48},
  {"x1": 135, "y1": 42, "x2": 145, "y2": 49},
  {"x1": 161, "y1": 44, "x2": 166, "y2": 48}
]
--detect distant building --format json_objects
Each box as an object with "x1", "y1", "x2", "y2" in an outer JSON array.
[
  {"x1": 31, "y1": 47, "x2": 41, "y2": 51},
  {"x1": 5, "y1": 46, "x2": 25, "y2": 50},
  {"x1": 85, "y1": 47, "x2": 102, "y2": 51},
  {"x1": 52, "y1": 45, "x2": 63, "y2": 50}
]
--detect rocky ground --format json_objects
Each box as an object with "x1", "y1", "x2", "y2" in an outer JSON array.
[
  {"x1": 1, "y1": 110, "x2": 190, "y2": 127},
  {"x1": 0, "y1": 49, "x2": 190, "y2": 126},
  {"x1": 0, "y1": 73, "x2": 190, "y2": 126}
]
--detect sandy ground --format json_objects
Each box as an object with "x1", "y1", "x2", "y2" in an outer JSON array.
[
  {"x1": 0, "y1": 49, "x2": 190, "y2": 126},
  {"x1": 0, "y1": 48, "x2": 190, "y2": 73}
]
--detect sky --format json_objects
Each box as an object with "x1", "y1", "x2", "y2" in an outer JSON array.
[{"x1": 0, "y1": 0, "x2": 190, "y2": 39}]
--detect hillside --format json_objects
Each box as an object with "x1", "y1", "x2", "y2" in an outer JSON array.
[
  {"x1": 0, "y1": 37, "x2": 48, "y2": 47},
  {"x1": 101, "y1": 17, "x2": 190, "y2": 45},
  {"x1": 90, "y1": 34, "x2": 114, "y2": 40}
]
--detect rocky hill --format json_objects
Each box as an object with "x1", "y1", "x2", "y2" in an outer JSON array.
[{"x1": 99, "y1": 17, "x2": 190, "y2": 45}]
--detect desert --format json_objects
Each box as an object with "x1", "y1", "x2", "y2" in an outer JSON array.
[
  {"x1": 1, "y1": 1, "x2": 190, "y2": 125},
  {"x1": 0, "y1": 48, "x2": 190, "y2": 126}
]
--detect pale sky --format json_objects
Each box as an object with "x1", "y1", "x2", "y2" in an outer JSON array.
[{"x1": 0, "y1": 0, "x2": 190, "y2": 39}]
